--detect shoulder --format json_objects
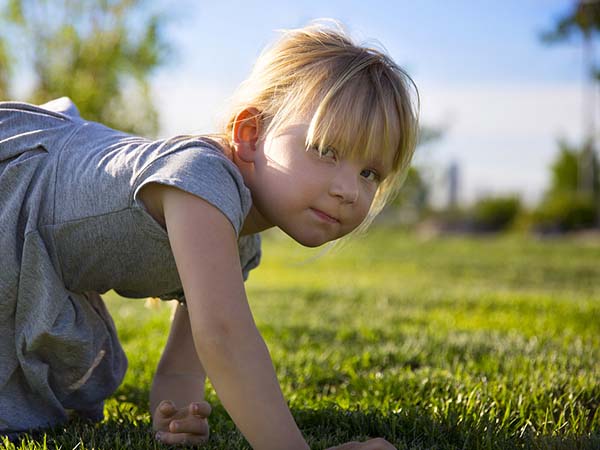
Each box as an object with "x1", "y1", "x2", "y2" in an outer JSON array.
[
  {"x1": 141, "y1": 183, "x2": 236, "y2": 235},
  {"x1": 136, "y1": 138, "x2": 242, "y2": 232},
  {"x1": 39, "y1": 97, "x2": 82, "y2": 118}
]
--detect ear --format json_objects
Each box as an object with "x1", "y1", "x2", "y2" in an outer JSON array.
[{"x1": 232, "y1": 107, "x2": 261, "y2": 163}]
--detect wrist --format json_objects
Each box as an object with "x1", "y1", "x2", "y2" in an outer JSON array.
[{"x1": 150, "y1": 372, "x2": 206, "y2": 415}]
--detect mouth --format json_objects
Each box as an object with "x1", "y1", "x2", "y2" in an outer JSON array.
[{"x1": 310, "y1": 208, "x2": 340, "y2": 224}]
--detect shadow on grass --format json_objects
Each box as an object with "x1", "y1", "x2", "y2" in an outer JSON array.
[
  {"x1": 291, "y1": 405, "x2": 600, "y2": 450},
  {"x1": 3, "y1": 401, "x2": 599, "y2": 450}
]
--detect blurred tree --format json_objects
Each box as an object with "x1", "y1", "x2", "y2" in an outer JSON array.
[
  {"x1": 545, "y1": 139, "x2": 599, "y2": 201},
  {"x1": 532, "y1": 191, "x2": 596, "y2": 233},
  {"x1": 0, "y1": 0, "x2": 170, "y2": 136},
  {"x1": 396, "y1": 125, "x2": 443, "y2": 210},
  {"x1": 541, "y1": 0, "x2": 600, "y2": 226},
  {"x1": 0, "y1": 34, "x2": 10, "y2": 98},
  {"x1": 548, "y1": 140, "x2": 580, "y2": 195},
  {"x1": 541, "y1": 0, "x2": 600, "y2": 80},
  {"x1": 470, "y1": 195, "x2": 521, "y2": 232},
  {"x1": 382, "y1": 125, "x2": 443, "y2": 225},
  {"x1": 391, "y1": 166, "x2": 429, "y2": 209},
  {"x1": 532, "y1": 139, "x2": 598, "y2": 233}
]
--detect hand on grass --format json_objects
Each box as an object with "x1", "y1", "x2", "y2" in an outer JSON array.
[
  {"x1": 153, "y1": 399, "x2": 211, "y2": 446},
  {"x1": 326, "y1": 438, "x2": 397, "y2": 450}
]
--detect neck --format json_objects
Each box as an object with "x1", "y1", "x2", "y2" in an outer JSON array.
[
  {"x1": 240, "y1": 205, "x2": 274, "y2": 235},
  {"x1": 230, "y1": 147, "x2": 272, "y2": 236}
]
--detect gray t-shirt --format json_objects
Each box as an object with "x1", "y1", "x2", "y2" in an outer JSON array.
[{"x1": 0, "y1": 97, "x2": 261, "y2": 432}]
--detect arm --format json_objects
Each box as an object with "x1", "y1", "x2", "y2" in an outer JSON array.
[
  {"x1": 150, "y1": 302, "x2": 206, "y2": 414},
  {"x1": 150, "y1": 303, "x2": 211, "y2": 445},
  {"x1": 161, "y1": 186, "x2": 309, "y2": 450}
]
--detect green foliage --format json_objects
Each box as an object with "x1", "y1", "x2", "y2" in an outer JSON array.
[
  {"x1": 0, "y1": 0, "x2": 170, "y2": 136},
  {"x1": 389, "y1": 167, "x2": 429, "y2": 212},
  {"x1": 0, "y1": 39, "x2": 9, "y2": 99},
  {"x1": 541, "y1": 0, "x2": 600, "y2": 40},
  {"x1": 3, "y1": 230, "x2": 599, "y2": 449},
  {"x1": 541, "y1": 0, "x2": 600, "y2": 80},
  {"x1": 532, "y1": 140, "x2": 599, "y2": 233},
  {"x1": 425, "y1": 195, "x2": 521, "y2": 234},
  {"x1": 382, "y1": 125, "x2": 442, "y2": 220},
  {"x1": 532, "y1": 192, "x2": 597, "y2": 233},
  {"x1": 548, "y1": 142, "x2": 580, "y2": 195},
  {"x1": 470, "y1": 195, "x2": 521, "y2": 232}
]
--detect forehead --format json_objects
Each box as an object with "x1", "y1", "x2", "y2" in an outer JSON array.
[{"x1": 270, "y1": 122, "x2": 310, "y2": 137}]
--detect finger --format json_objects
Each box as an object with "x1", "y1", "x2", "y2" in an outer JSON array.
[
  {"x1": 156, "y1": 430, "x2": 209, "y2": 446},
  {"x1": 189, "y1": 401, "x2": 212, "y2": 418},
  {"x1": 158, "y1": 400, "x2": 177, "y2": 418},
  {"x1": 166, "y1": 401, "x2": 211, "y2": 420},
  {"x1": 169, "y1": 416, "x2": 209, "y2": 435},
  {"x1": 153, "y1": 400, "x2": 179, "y2": 430}
]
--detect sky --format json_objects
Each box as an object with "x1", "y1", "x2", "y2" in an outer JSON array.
[{"x1": 149, "y1": 0, "x2": 598, "y2": 207}]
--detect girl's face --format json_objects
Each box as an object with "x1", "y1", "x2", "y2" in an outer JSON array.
[{"x1": 243, "y1": 121, "x2": 390, "y2": 247}]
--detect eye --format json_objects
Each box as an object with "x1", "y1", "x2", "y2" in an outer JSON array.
[
  {"x1": 321, "y1": 146, "x2": 337, "y2": 159},
  {"x1": 360, "y1": 168, "x2": 381, "y2": 183},
  {"x1": 311, "y1": 145, "x2": 338, "y2": 161}
]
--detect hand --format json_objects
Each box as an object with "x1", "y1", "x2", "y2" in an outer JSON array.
[
  {"x1": 153, "y1": 399, "x2": 212, "y2": 446},
  {"x1": 325, "y1": 437, "x2": 397, "y2": 450}
]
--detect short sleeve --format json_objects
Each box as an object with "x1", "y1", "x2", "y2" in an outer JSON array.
[
  {"x1": 40, "y1": 96, "x2": 82, "y2": 118},
  {"x1": 132, "y1": 143, "x2": 252, "y2": 236},
  {"x1": 239, "y1": 233, "x2": 261, "y2": 281}
]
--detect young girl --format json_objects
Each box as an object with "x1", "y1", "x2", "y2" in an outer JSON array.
[{"x1": 0, "y1": 21, "x2": 418, "y2": 449}]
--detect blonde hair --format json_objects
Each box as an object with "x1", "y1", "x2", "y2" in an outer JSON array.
[{"x1": 217, "y1": 20, "x2": 419, "y2": 233}]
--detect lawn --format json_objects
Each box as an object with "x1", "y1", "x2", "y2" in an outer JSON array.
[{"x1": 2, "y1": 229, "x2": 599, "y2": 449}]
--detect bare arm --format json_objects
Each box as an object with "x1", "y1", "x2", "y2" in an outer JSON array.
[
  {"x1": 150, "y1": 303, "x2": 206, "y2": 414},
  {"x1": 161, "y1": 186, "x2": 309, "y2": 450},
  {"x1": 150, "y1": 303, "x2": 211, "y2": 446}
]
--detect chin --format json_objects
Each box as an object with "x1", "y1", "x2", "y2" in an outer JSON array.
[
  {"x1": 298, "y1": 239, "x2": 326, "y2": 248},
  {"x1": 290, "y1": 231, "x2": 338, "y2": 248}
]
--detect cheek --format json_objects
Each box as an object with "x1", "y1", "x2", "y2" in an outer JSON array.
[
  {"x1": 361, "y1": 188, "x2": 377, "y2": 214},
  {"x1": 357, "y1": 204, "x2": 371, "y2": 225},
  {"x1": 346, "y1": 198, "x2": 372, "y2": 231}
]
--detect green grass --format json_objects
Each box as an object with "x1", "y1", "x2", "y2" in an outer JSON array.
[{"x1": 3, "y1": 229, "x2": 599, "y2": 449}]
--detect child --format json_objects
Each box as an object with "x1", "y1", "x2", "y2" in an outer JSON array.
[{"x1": 0, "y1": 21, "x2": 418, "y2": 449}]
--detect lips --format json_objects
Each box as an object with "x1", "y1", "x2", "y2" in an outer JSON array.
[{"x1": 310, "y1": 207, "x2": 340, "y2": 224}]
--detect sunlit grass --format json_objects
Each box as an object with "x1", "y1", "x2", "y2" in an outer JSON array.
[{"x1": 2, "y1": 229, "x2": 599, "y2": 449}]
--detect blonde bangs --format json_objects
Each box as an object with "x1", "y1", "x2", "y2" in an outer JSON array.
[{"x1": 306, "y1": 70, "x2": 401, "y2": 175}]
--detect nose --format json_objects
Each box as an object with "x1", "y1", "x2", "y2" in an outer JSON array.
[{"x1": 329, "y1": 162, "x2": 359, "y2": 204}]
